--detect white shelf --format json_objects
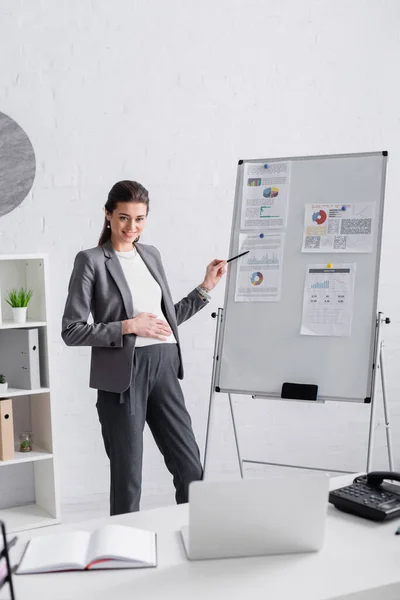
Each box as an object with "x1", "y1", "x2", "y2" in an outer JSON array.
[
  {"x1": 0, "y1": 445, "x2": 53, "y2": 467},
  {"x1": 0, "y1": 319, "x2": 47, "y2": 329},
  {"x1": 0, "y1": 255, "x2": 59, "y2": 532},
  {"x1": 0, "y1": 504, "x2": 58, "y2": 533},
  {"x1": 0, "y1": 387, "x2": 50, "y2": 399},
  {"x1": 0, "y1": 253, "x2": 47, "y2": 261}
]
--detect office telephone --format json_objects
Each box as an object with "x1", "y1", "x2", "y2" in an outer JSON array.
[{"x1": 329, "y1": 471, "x2": 400, "y2": 522}]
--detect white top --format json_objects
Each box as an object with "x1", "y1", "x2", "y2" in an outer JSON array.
[
  {"x1": 115, "y1": 248, "x2": 177, "y2": 347},
  {"x1": 7, "y1": 474, "x2": 400, "y2": 600}
]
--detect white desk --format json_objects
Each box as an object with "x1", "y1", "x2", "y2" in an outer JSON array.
[{"x1": 3, "y1": 475, "x2": 400, "y2": 600}]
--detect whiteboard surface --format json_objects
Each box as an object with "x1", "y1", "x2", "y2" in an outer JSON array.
[{"x1": 216, "y1": 153, "x2": 387, "y2": 402}]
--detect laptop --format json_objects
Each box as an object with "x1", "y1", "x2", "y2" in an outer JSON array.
[{"x1": 181, "y1": 473, "x2": 329, "y2": 560}]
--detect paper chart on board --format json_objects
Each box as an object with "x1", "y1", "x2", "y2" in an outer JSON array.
[
  {"x1": 302, "y1": 204, "x2": 375, "y2": 253},
  {"x1": 240, "y1": 162, "x2": 291, "y2": 230},
  {"x1": 300, "y1": 263, "x2": 356, "y2": 336},
  {"x1": 234, "y1": 232, "x2": 285, "y2": 302}
]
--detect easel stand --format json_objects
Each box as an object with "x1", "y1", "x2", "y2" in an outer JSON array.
[
  {"x1": 367, "y1": 313, "x2": 394, "y2": 472},
  {"x1": 203, "y1": 310, "x2": 394, "y2": 478},
  {"x1": 203, "y1": 308, "x2": 244, "y2": 478}
]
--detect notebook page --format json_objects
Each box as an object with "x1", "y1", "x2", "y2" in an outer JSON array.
[
  {"x1": 17, "y1": 531, "x2": 90, "y2": 574},
  {"x1": 86, "y1": 525, "x2": 155, "y2": 567}
]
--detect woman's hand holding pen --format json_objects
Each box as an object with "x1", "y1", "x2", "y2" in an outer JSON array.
[
  {"x1": 122, "y1": 313, "x2": 172, "y2": 340},
  {"x1": 201, "y1": 259, "x2": 227, "y2": 291},
  {"x1": 200, "y1": 252, "x2": 249, "y2": 291}
]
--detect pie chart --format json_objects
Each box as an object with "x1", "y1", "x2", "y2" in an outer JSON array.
[
  {"x1": 312, "y1": 209, "x2": 327, "y2": 225},
  {"x1": 250, "y1": 272, "x2": 263, "y2": 286},
  {"x1": 263, "y1": 187, "x2": 279, "y2": 199}
]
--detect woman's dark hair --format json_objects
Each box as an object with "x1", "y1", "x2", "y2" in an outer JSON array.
[{"x1": 98, "y1": 180, "x2": 150, "y2": 246}]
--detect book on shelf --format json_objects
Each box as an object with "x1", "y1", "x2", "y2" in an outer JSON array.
[{"x1": 17, "y1": 524, "x2": 157, "y2": 574}]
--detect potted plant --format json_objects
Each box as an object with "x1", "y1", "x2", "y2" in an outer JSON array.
[
  {"x1": 0, "y1": 374, "x2": 8, "y2": 392},
  {"x1": 5, "y1": 288, "x2": 33, "y2": 323}
]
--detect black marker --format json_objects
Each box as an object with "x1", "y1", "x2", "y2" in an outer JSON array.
[{"x1": 226, "y1": 251, "x2": 250, "y2": 263}]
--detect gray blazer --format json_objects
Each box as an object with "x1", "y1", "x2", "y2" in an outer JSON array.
[{"x1": 61, "y1": 240, "x2": 208, "y2": 393}]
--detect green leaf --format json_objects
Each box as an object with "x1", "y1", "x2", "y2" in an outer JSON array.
[{"x1": 5, "y1": 288, "x2": 33, "y2": 308}]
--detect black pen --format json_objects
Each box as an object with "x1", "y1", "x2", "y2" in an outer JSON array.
[{"x1": 226, "y1": 251, "x2": 250, "y2": 263}]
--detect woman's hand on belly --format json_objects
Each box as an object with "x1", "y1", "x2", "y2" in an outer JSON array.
[{"x1": 122, "y1": 313, "x2": 172, "y2": 341}]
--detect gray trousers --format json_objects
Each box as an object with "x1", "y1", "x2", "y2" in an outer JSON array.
[{"x1": 96, "y1": 343, "x2": 203, "y2": 516}]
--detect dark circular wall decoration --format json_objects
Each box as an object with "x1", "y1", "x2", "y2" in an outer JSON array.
[{"x1": 0, "y1": 111, "x2": 36, "y2": 217}]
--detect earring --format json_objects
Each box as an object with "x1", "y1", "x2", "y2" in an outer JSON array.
[
  {"x1": 134, "y1": 236, "x2": 140, "y2": 243},
  {"x1": 107, "y1": 223, "x2": 111, "y2": 229}
]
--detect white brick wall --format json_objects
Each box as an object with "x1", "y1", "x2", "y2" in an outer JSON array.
[{"x1": 1, "y1": 0, "x2": 400, "y2": 515}]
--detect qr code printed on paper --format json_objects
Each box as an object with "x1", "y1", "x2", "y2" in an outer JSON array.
[
  {"x1": 305, "y1": 236, "x2": 321, "y2": 249},
  {"x1": 333, "y1": 236, "x2": 347, "y2": 250}
]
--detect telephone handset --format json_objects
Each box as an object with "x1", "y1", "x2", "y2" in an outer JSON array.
[{"x1": 329, "y1": 471, "x2": 400, "y2": 521}]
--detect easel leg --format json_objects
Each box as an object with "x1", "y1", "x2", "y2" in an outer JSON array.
[
  {"x1": 366, "y1": 313, "x2": 394, "y2": 472},
  {"x1": 203, "y1": 394, "x2": 214, "y2": 479},
  {"x1": 204, "y1": 309, "x2": 244, "y2": 479},
  {"x1": 228, "y1": 394, "x2": 244, "y2": 478},
  {"x1": 203, "y1": 309, "x2": 223, "y2": 478},
  {"x1": 366, "y1": 313, "x2": 382, "y2": 472},
  {"x1": 380, "y1": 343, "x2": 394, "y2": 471}
]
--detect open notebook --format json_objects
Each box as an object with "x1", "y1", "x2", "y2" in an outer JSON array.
[{"x1": 17, "y1": 524, "x2": 157, "y2": 574}]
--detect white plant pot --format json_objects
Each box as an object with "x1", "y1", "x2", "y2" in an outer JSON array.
[
  {"x1": 12, "y1": 307, "x2": 27, "y2": 323},
  {"x1": 0, "y1": 382, "x2": 8, "y2": 392}
]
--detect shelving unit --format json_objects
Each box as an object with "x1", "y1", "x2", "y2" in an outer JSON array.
[
  {"x1": 2, "y1": 445, "x2": 53, "y2": 466},
  {"x1": 0, "y1": 320, "x2": 47, "y2": 330},
  {"x1": 0, "y1": 254, "x2": 59, "y2": 533},
  {"x1": 0, "y1": 387, "x2": 50, "y2": 399}
]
